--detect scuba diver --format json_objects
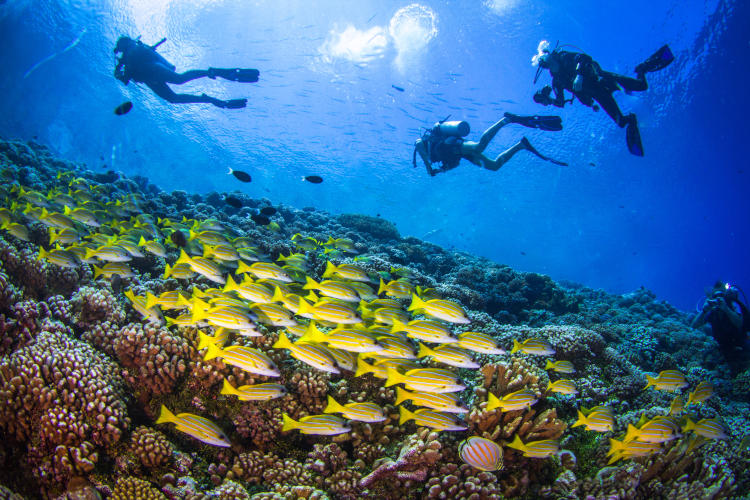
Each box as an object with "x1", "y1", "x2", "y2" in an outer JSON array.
[
  {"x1": 692, "y1": 281, "x2": 750, "y2": 374},
  {"x1": 531, "y1": 41, "x2": 674, "y2": 156},
  {"x1": 114, "y1": 36, "x2": 259, "y2": 109},
  {"x1": 413, "y1": 113, "x2": 567, "y2": 177}
]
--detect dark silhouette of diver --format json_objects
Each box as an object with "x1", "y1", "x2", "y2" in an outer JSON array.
[
  {"x1": 692, "y1": 281, "x2": 750, "y2": 374},
  {"x1": 114, "y1": 36, "x2": 259, "y2": 109},
  {"x1": 531, "y1": 41, "x2": 674, "y2": 156},
  {"x1": 413, "y1": 113, "x2": 566, "y2": 177}
]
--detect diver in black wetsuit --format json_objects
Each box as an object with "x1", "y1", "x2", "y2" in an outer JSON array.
[
  {"x1": 693, "y1": 281, "x2": 750, "y2": 374},
  {"x1": 531, "y1": 41, "x2": 674, "y2": 156},
  {"x1": 114, "y1": 36, "x2": 259, "y2": 109},
  {"x1": 413, "y1": 113, "x2": 567, "y2": 177}
]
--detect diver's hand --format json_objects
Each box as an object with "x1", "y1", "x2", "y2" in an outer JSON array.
[{"x1": 573, "y1": 75, "x2": 583, "y2": 92}]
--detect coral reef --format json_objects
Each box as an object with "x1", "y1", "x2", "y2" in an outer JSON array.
[{"x1": 0, "y1": 139, "x2": 747, "y2": 499}]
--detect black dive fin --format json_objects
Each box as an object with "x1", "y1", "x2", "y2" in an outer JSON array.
[
  {"x1": 209, "y1": 67, "x2": 260, "y2": 83},
  {"x1": 520, "y1": 137, "x2": 568, "y2": 166},
  {"x1": 635, "y1": 45, "x2": 674, "y2": 76},
  {"x1": 626, "y1": 115, "x2": 644, "y2": 156},
  {"x1": 504, "y1": 112, "x2": 563, "y2": 132}
]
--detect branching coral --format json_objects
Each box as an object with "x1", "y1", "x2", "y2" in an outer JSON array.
[{"x1": 360, "y1": 428, "x2": 443, "y2": 488}]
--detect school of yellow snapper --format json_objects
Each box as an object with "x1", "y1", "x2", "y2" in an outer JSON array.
[{"x1": 0, "y1": 171, "x2": 727, "y2": 474}]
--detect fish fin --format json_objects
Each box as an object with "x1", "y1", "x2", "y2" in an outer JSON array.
[
  {"x1": 624, "y1": 424, "x2": 639, "y2": 443},
  {"x1": 407, "y1": 293, "x2": 426, "y2": 312},
  {"x1": 398, "y1": 405, "x2": 414, "y2": 425},
  {"x1": 395, "y1": 387, "x2": 409, "y2": 405},
  {"x1": 175, "y1": 250, "x2": 192, "y2": 266},
  {"x1": 324, "y1": 395, "x2": 344, "y2": 414},
  {"x1": 510, "y1": 339, "x2": 522, "y2": 354},
  {"x1": 145, "y1": 292, "x2": 159, "y2": 310},
  {"x1": 644, "y1": 374, "x2": 656, "y2": 390},
  {"x1": 571, "y1": 411, "x2": 587, "y2": 428},
  {"x1": 203, "y1": 341, "x2": 222, "y2": 361},
  {"x1": 124, "y1": 289, "x2": 136, "y2": 303},
  {"x1": 486, "y1": 392, "x2": 501, "y2": 412},
  {"x1": 545, "y1": 360, "x2": 554, "y2": 370},
  {"x1": 221, "y1": 379, "x2": 238, "y2": 396},
  {"x1": 156, "y1": 405, "x2": 176, "y2": 424},
  {"x1": 322, "y1": 261, "x2": 336, "y2": 278},
  {"x1": 302, "y1": 275, "x2": 318, "y2": 290},
  {"x1": 417, "y1": 343, "x2": 432, "y2": 358},
  {"x1": 271, "y1": 286, "x2": 285, "y2": 303},
  {"x1": 197, "y1": 331, "x2": 213, "y2": 350},
  {"x1": 355, "y1": 358, "x2": 373, "y2": 377},
  {"x1": 296, "y1": 299, "x2": 312, "y2": 316},
  {"x1": 384, "y1": 367, "x2": 402, "y2": 387},
  {"x1": 377, "y1": 278, "x2": 387, "y2": 296},
  {"x1": 682, "y1": 418, "x2": 695, "y2": 433},
  {"x1": 163, "y1": 264, "x2": 172, "y2": 279},
  {"x1": 272, "y1": 331, "x2": 293, "y2": 350},
  {"x1": 236, "y1": 261, "x2": 252, "y2": 274},
  {"x1": 281, "y1": 413, "x2": 297, "y2": 432},
  {"x1": 607, "y1": 438, "x2": 624, "y2": 455},
  {"x1": 507, "y1": 435, "x2": 525, "y2": 452}
]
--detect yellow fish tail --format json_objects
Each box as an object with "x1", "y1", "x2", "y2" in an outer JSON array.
[
  {"x1": 417, "y1": 343, "x2": 433, "y2": 358},
  {"x1": 407, "y1": 293, "x2": 426, "y2": 312},
  {"x1": 395, "y1": 387, "x2": 409, "y2": 405},
  {"x1": 510, "y1": 339, "x2": 522, "y2": 354},
  {"x1": 507, "y1": 434, "x2": 525, "y2": 452},
  {"x1": 486, "y1": 392, "x2": 501, "y2": 412},
  {"x1": 644, "y1": 374, "x2": 656, "y2": 390},
  {"x1": 273, "y1": 331, "x2": 294, "y2": 350},
  {"x1": 302, "y1": 275, "x2": 319, "y2": 290},
  {"x1": 322, "y1": 261, "x2": 337, "y2": 279},
  {"x1": 571, "y1": 410, "x2": 587, "y2": 428},
  {"x1": 398, "y1": 405, "x2": 415, "y2": 425},
  {"x1": 145, "y1": 292, "x2": 159, "y2": 310},
  {"x1": 203, "y1": 342, "x2": 222, "y2": 361},
  {"x1": 624, "y1": 424, "x2": 640, "y2": 443},
  {"x1": 378, "y1": 278, "x2": 387, "y2": 296},
  {"x1": 221, "y1": 379, "x2": 239, "y2": 396},
  {"x1": 281, "y1": 413, "x2": 297, "y2": 432},
  {"x1": 384, "y1": 367, "x2": 403, "y2": 387},
  {"x1": 156, "y1": 405, "x2": 176, "y2": 425},
  {"x1": 324, "y1": 395, "x2": 345, "y2": 414}
]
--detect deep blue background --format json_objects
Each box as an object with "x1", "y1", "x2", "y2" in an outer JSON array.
[{"x1": 0, "y1": 0, "x2": 747, "y2": 311}]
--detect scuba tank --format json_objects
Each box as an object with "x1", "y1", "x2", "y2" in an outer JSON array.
[{"x1": 434, "y1": 120, "x2": 470, "y2": 137}]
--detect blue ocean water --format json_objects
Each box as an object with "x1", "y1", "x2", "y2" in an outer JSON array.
[{"x1": 0, "y1": 0, "x2": 746, "y2": 311}]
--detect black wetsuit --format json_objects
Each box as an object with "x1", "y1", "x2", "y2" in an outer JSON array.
[
  {"x1": 698, "y1": 291, "x2": 750, "y2": 372},
  {"x1": 545, "y1": 50, "x2": 647, "y2": 128}
]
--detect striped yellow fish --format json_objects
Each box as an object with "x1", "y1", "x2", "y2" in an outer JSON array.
[
  {"x1": 192, "y1": 304, "x2": 257, "y2": 331},
  {"x1": 163, "y1": 263, "x2": 197, "y2": 280},
  {"x1": 220, "y1": 379, "x2": 287, "y2": 401},
  {"x1": 408, "y1": 294, "x2": 470, "y2": 324},
  {"x1": 271, "y1": 287, "x2": 314, "y2": 314},
  {"x1": 458, "y1": 436, "x2": 503, "y2": 471},
  {"x1": 571, "y1": 410, "x2": 614, "y2": 432},
  {"x1": 203, "y1": 244, "x2": 240, "y2": 262},
  {"x1": 545, "y1": 360, "x2": 576, "y2": 374},
  {"x1": 303, "y1": 276, "x2": 360, "y2": 302},
  {"x1": 324, "y1": 395, "x2": 385, "y2": 423},
  {"x1": 625, "y1": 417, "x2": 680, "y2": 443},
  {"x1": 236, "y1": 261, "x2": 292, "y2": 282},
  {"x1": 145, "y1": 291, "x2": 191, "y2": 311},
  {"x1": 669, "y1": 395, "x2": 684, "y2": 416},
  {"x1": 156, "y1": 405, "x2": 230, "y2": 447},
  {"x1": 38, "y1": 247, "x2": 78, "y2": 268},
  {"x1": 175, "y1": 250, "x2": 225, "y2": 284},
  {"x1": 455, "y1": 331, "x2": 505, "y2": 355},
  {"x1": 93, "y1": 262, "x2": 134, "y2": 279},
  {"x1": 188, "y1": 229, "x2": 230, "y2": 246},
  {"x1": 203, "y1": 342, "x2": 280, "y2": 377},
  {"x1": 486, "y1": 389, "x2": 538, "y2": 412},
  {"x1": 49, "y1": 227, "x2": 80, "y2": 245},
  {"x1": 385, "y1": 367, "x2": 465, "y2": 393},
  {"x1": 510, "y1": 338, "x2": 555, "y2": 356},
  {"x1": 84, "y1": 245, "x2": 132, "y2": 263},
  {"x1": 323, "y1": 347, "x2": 357, "y2": 372},
  {"x1": 547, "y1": 379, "x2": 578, "y2": 395},
  {"x1": 39, "y1": 208, "x2": 76, "y2": 230},
  {"x1": 682, "y1": 418, "x2": 727, "y2": 440},
  {"x1": 273, "y1": 332, "x2": 339, "y2": 373},
  {"x1": 62, "y1": 205, "x2": 100, "y2": 227},
  {"x1": 398, "y1": 406, "x2": 467, "y2": 431},
  {"x1": 417, "y1": 343, "x2": 479, "y2": 369},
  {"x1": 686, "y1": 381, "x2": 713, "y2": 405},
  {"x1": 367, "y1": 306, "x2": 410, "y2": 326},
  {"x1": 124, "y1": 289, "x2": 165, "y2": 325},
  {"x1": 137, "y1": 236, "x2": 167, "y2": 258},
  {"x1": 372, "y1": 335, "x2": 417, "y2": 359},
  {"x1": 391, "y1": 319, "x2": 457, "y2": 344},
  {"x1": 395, "y1": 387, "x2": 468, "y2": 413},
  {"x1": 301, "y1": 324, "x2": 383, "y2": 353},
  {"x1": 224, "y1": 275, "x2": 274, "y2": 304},
  {"x1": 643, "y1": 370, "x2": 688, "y2": 392},
  {"x1": 378, "y1": 278, "x2": 413, "y2": 299},
  {"x1": 506, "y1": 435, "x2": 559, "y2": 458},
  {"x1": 250, "y1": 303, "x2": 297, "y2": 327},
  {"x1": 322, "y1": 261, "x2": 371, "y2": 282},
  {"x1": 297, "y1": 299, "x2": 362, "y2": 324},
  {"x1": 345, "y1": 280, "x2": 377, "y2": 300},
  {"x1": 281, "y1": 413, "x2": 350, "y2": 435},
  {"x1": 197, "y1": 330, "x2": 230, "y2": 350},
  {"x1": 607, "y1": 438, "x2": 661, "y2": 464},
  {"x1": 1, "y1": 221, "x2": 30, "y2": 241}
]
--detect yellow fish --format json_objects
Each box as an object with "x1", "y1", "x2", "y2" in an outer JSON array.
[
  {"x1": 407, "y1": 294, "x2": 470, "y2": 324},
  {"x1": 156, "y1": 405, "x2": 230, "y2": 447}
]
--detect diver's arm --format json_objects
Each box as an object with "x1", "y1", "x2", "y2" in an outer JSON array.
[
  {"x1": 415, "y1": 139, "x2": 437, "y2": 176},
  {"x1": 550, "y1": 79, "x2": 567, "y2": 107}
]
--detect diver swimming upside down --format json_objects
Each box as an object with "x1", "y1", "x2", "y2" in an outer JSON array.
[
  {"x1": 531, "y1": 41, "x2": 675, "y2": 156},
  {"x1": 413, "y1": 113, "x2": 567, "y2": 177}
]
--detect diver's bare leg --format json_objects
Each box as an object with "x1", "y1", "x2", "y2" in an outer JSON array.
[
  {"x1": 471, "y1": 117, "x2": 511, "y2": 153},
  {"x1": 147, "y1": 82, "x2": 224, "y2": 106},
  {"x1": 479, "y1": 142, "x2": 525, "y2": 171}
]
